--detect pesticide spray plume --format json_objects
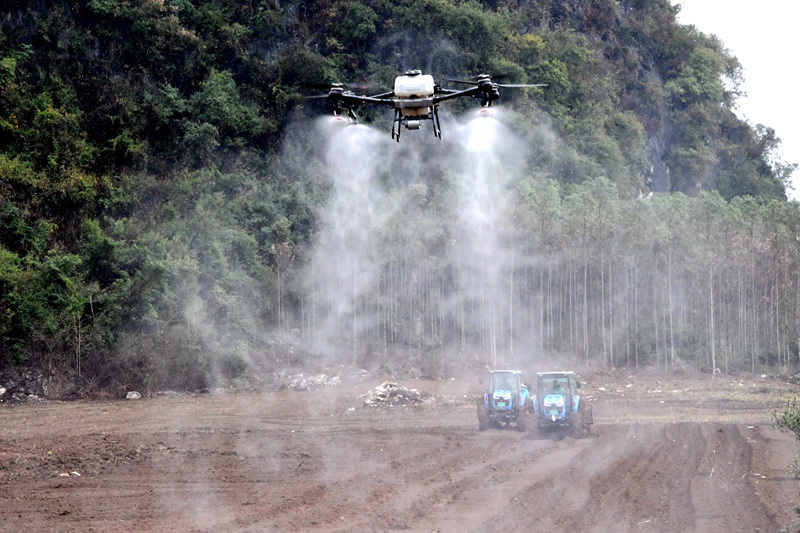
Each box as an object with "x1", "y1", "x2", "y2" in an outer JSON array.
[
  {"x1": 302, "y1": 119, "x2": 396, "y2": 359},
  {"x1": 292, "y1": 107, "x2": 553, "y2": 372},
  {"x1": 443, "y1": 108, "x2": 529, "y2": 368}
]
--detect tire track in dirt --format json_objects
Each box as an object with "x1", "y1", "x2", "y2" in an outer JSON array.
[
  {"x1": 119, "y1": 418, "x2": 791, "y2": 533},
  {"x1": 572, "y1": 423, "x2": 781, "y2": 533},
  {"x1": 689, "y1": 424, "x2": 784, "y2": 532},
  {"x1": 208, "y1": 415, "x2": 557, "y2": 531},
  {"x1": 217, "y1": 405, "x2": 600, "y2": 532},
  {"x1": 160, "y1": 412, "x2": 474, "y2": 531},
  {"x1": 462, "y1": 422, "x2": 784, "y2": 533},
  {"x1": 340, "y1": 429, "x2": 584, "y2": 532},
  {"x1": 184, "y1": 406, "x2": 582, "y2": 532},
  {"x1": 567, "y1": 423, "x2": 705, "y2": 532}
]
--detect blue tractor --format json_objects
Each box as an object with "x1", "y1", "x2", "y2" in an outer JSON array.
[
  {"x1": 477, "y1": 370, "x2": 532, "y2": 431},
  {"x1": 532, "y1": 371, "x2": 593, "y2": 438}
]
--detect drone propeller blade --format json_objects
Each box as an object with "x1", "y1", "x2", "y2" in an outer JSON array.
[
  {"x1": 306, "y1": 82, "x2": 337, "y2": 89},
  {"x1": 444, "y1": 72, "x2": 548, "y2": 88},
  {"x1": 305, "y1": 79, "x2": 383, "y2": 93},
  {"x1": 497, "y1": 83, "x2": 549, "y2": 88}
]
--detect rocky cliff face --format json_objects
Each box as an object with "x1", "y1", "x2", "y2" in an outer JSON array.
[{"x1": 646, "y1": 118, "x2": 672, "y2": 193}]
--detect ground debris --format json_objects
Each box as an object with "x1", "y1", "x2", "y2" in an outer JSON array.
[
  {"x1": 363, "y1": 381, "x2": 431, "y2": 407},
  {"x1": 276, "y1": 367, "x2": 367, "y2": 391},
  {"x1": 285, "y1": 373, "x2": 342, "y2": 391}
]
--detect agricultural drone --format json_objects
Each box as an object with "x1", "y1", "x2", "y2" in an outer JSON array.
[{"x1": 309, "y1": 70, "x2": 546, "y2": 141}]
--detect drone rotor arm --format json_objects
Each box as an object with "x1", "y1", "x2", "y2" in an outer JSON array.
[
  {"x1": 440, "y1": 78, "x2": 480, "y2": 86},
  {"x1": 432, "y1": 87, "x2": 463, "y2": 97},
  {"x1": 367, "y1": 91, "x2": 395, "y2": 99},
  {"x1": 432, "y1": 86, "x2": 484, "y2": 104},
  {"x1": 343, "y1": 93, "x2": 395, "y2": 107}
]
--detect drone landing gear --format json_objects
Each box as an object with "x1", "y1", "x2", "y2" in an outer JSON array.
[
  {"x1": 432, "y1": 106, "x2": 442, "y2": 139},
  {"x1": 391, "y1": 109, "x2": 402, "y2": 142},
  {"x1": 391, "y1": 108, "x2": 442, "y2": 142}
]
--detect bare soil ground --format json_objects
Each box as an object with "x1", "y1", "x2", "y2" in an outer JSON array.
[{"x1": 1, "y1": 368, "x2": 799, "y2": 532}]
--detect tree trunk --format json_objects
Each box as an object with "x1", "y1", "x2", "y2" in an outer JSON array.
[
  {"x1": 583, "y1": 257, "x2": 589, "y2": 364},
  {"x1": 710, "y1": 263, "x2": 716, "y2": 375},
  {"x1": 668, "y1": 253, "x2": 675, "y2": 369},
  {"x1": 635, "y1": 259, "x2": 639, "y2": 368}
]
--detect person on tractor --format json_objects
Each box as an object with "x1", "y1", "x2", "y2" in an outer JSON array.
[
  {"x1": 550, "y1": 379, "x2": 563, "y2": 394},
  {"x1": 497, "y1": 375, "x2": 512, "y2": 390}
]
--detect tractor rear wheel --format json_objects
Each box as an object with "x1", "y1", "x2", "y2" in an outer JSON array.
[
  {"x1": 477, "y1": 397, "x2": 489, "y2": 431},
  {"x1": 571, "y1": 411, "x2": 587, "y2": 438}
]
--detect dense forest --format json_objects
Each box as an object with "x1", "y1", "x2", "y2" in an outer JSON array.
[{"x1": 1, "y1": 0, "x2": 798, "y2": 393}]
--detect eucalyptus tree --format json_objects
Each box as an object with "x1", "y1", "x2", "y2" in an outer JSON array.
[
  {"x1": 562, "y1": 182, "x2": 598, "y2": 362},
  {"x1": 585, "y1": 177, "x2": 620, "y2": 366},
  {"x1": 616, "y1": 196, "x2": 657, "y2": 367},
  {"x1": 760, "y1": 200, "x2": 800, "y2": 369},
  {"x1": 687, "y1": 191, "x2": 730, "y2": 372},
  {"x1": 651, "y1": 193, "x2": 689, "y2": 369},
  {"x1": 512, "y1": 177, "x2": 563, "y2": 354}
]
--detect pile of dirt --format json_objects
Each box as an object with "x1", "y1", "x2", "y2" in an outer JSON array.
[{"x1": 362, "y1": 380, "x2": 432, "y2": 407}]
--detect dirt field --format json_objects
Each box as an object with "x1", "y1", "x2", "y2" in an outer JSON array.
[{"x1": 2, "y1": 368, "x2": 799, "y2": 532}]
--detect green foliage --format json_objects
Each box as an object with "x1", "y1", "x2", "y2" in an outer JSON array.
[
  {"x1": 336, "y1": 1, "x2": 378, "y2": 52},
  {"x1": 774, "y1": 398, "x2": 800, "y2": 441},
  {"x1": 0, "y1": 0, "x2": 797, "y2": 392},
  {"x1": 0, "y1": 249, "x2": 86, "y2": 363},
  {"x1": 604, "y1": 112, "x2": 648, "y2": 177},
  {"x1": 0, "y1": 205, "x2": 28, "y2": 253},
  {"x1": 664, "y1": 46, "x2": 726, "y2": 109},
  {"x1": 188, "y1": 69, "x2": 261, "y2": 148},
  {"x1": 774, "y1": 398, "x2": 800, "y2": 530}
]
